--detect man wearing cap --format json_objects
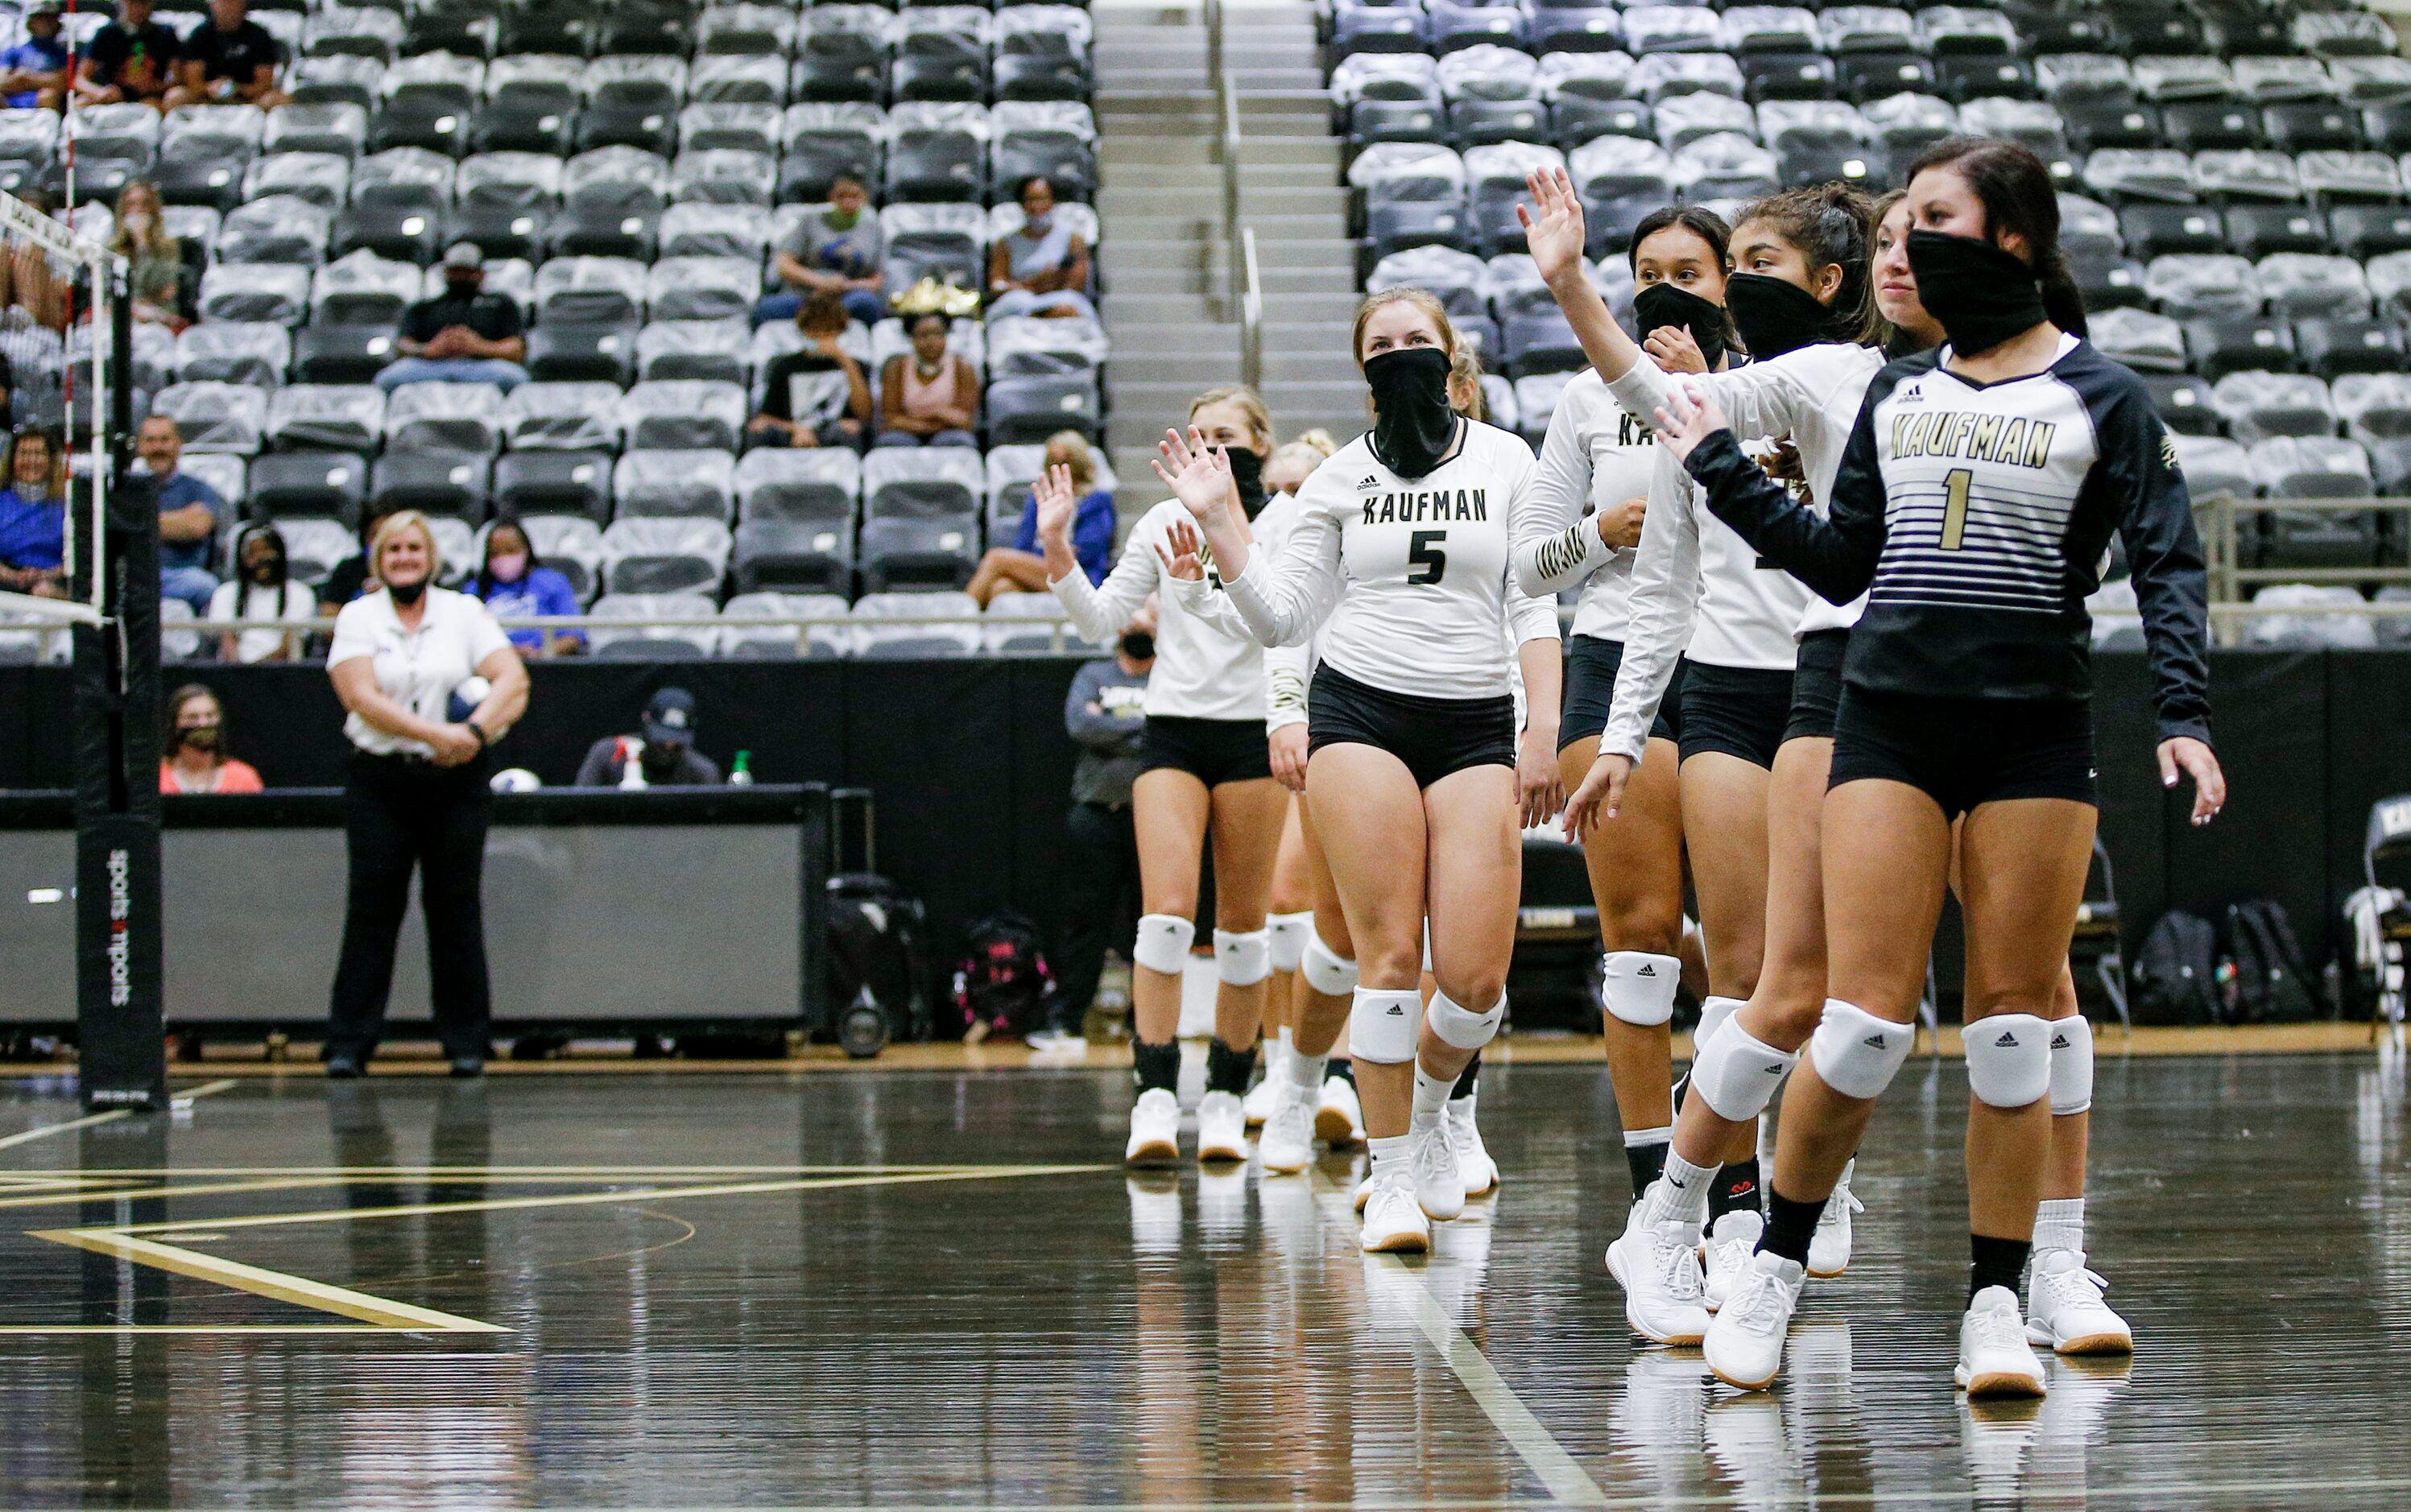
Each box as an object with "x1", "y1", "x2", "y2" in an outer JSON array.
[
  {"x1": 375, "y1": 243, "x2": 529, "y2": 393},
  {"x1": 170, "y1": 0, "x2": 289, "y2": 110},
  {"x1": 575, "y1": 688, "x2": 724, "y2": 788},
  {"x1": 0, "y1": 5, "x2": 69, "y2": 111}
]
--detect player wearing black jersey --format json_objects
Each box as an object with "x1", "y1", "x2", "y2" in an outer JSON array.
[{"x1": 1653, "y1": 139, "x2": 2225, "y2": 1399}]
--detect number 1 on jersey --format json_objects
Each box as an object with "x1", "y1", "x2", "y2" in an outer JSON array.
[
  {"x1": 1407, "y1": 530, "x2": 1447, "y2": 585},
  {"x1": 1939, "y1": 468, "x2": 1972, "y2": 552}
]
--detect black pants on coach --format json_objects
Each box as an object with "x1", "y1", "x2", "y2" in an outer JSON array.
[
  {"x1": 326, "y1": 750, "x2": 494, "y2": 1061},
  {"x1": 1053, "y1": 799, "x2": 1139, "y2": 1031}
]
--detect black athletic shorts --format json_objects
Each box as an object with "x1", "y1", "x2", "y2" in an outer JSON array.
[
  {"x1": 1140, "y1": 715, "x2": 1272, "y2": 787},
  {"x1": 1828, "y1": 685, "x2": 2098, "y2": 818},
  {"x1": 1783, "y1": 628, "x2": 1851, "y2": 744},
  {"x1": 1677, "y1": 661, "x2": 1794, "y2": 770},
  {"x1": 1559, "y1": 634, "x2": 1684, "y2": 754},
  {"x1": 1309, "y1": 663, "x2": 1516, "y2": 790}
]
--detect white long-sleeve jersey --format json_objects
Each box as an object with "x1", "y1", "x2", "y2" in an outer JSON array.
[
  {"x1": 1593, "y1": 344, "x2": 1886, "y2": 763},
  {"x1": 1050, "y1": 498, "x2": 1266, "y2": 722},
  {"x1": 1220, "y1": 423, "x2": 1556, "y2": 703},
  {"x1": 1514, "y1": 369, "x2": 1658, "y2": 641}
]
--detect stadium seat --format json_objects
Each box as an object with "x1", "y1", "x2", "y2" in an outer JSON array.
[
  {"x1": 599, "y1": 518, "x2": 735, "y2": 596},
  {"x1": 496, "y1": 451, "x2": 616, "y2": 523},
  {"x1": 372, "y1": 451, "x2": 493, "y2": 521}
]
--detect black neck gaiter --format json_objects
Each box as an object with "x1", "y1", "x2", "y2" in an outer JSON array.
[
  {"x1": 1632, "y1": 282, "x2": 1728, "y2": 370},
  {"x1": 1225, "y1": 444, "x2": 1268, "y2": 521},
  {"x1": 1907, "y1": 229, "x2": 2049, "y2": 358},
  {"x1": 1365, "y1": 345, "x2": 1458, "y2": 479},
  {"x1": 1724, "y1": 272, "x2": 1835, "y2": 361},
  {"x1": 387, "y1": 578, "x2": 428, "y2": 606}
]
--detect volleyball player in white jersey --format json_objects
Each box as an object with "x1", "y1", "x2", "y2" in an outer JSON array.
[
  {"x1": 1154, "y1": 288, "x2": 1561, "y2": 1253},
  {"x1": 1514, "y1": 206, "x2": 1725, "y2": 1237},
  {"x1": 1655, "y1": 138, "x2": 2222, "y2": 1396},
  {"x1": 1042, "y1": 386, "x2": 1291, "y2": 1168}
]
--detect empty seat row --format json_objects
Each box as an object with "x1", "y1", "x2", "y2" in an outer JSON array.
[{"x1": 2093, "y1": 300, "x2": 2411, "y2": 382}]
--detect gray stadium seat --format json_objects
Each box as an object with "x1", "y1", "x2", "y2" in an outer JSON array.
[
  {"x1": 599, "y1": 519, "x2": 734, "y2": 596},
  {"x1": 614, "y1": 448, "x2": 739, "y2": 520}
]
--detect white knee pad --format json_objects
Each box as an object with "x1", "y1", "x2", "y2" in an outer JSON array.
[
  {"x1": 1426, "y1": 988, "x2": 1504, "y2": 1051},
  {"x1": 1689, "y1": 1019, "x2": 1798, "y2": 1122},
  {"x1": 1131, "y1": 913, "x2": 1195, "y2": 976},
  {"x1": 1214, "y1": 927, "x2": 1272, "y2": 986},
  {"x1": 1694, "y1": 994, "x2": 1744, "y2": 1056},
  {"x1": 1964, "y1": 1012, "x2": 2053, "y2": 1109},
  {"x1": 1349, "y1": 987, "x2": 1423, "y2": 1064},
  {"x1": 2049, "y1": 1014, "x2": 2095, "y2": 1116},
  {"x1": 1808, "y1": 998, "x2": 1917, "y2": 1101},
  {"x1": 1301, "y1": 931, "x2": 1359, "y2": 997},
  {"x1": 1266, "y1": 912, "x2": 1313, "y2": 973},
  {"x1": 1600, "y1": 952, "x2": 1680, "y2": 1027}
]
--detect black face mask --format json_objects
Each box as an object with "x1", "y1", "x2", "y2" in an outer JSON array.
[
  {"x1": 1119, "y1": 630, "x2": 1155, "y2": 662},
  {"x1": 1363, "y1": 345, "x2": 1458, "y2": 479},
  {"x1": 1223, "y1": 444, "x2": 1268, "y2": 522},
  {"x1": 1724, "y1": 272, "x2": 1835, "y2": 361},
  {"x1": 387, "y1": 577, "x2": 427, "y2": 606},
  {"x1": 179, "y1": 725, "x2": 220, "y2": 753},
  {"x1": 1631, "y1": 282, "x2": 1728, "y2": 370},
  {"x1": 1907, "y1": 229, "x2": 2049, "y2": 358},
  {"x1": 249, "y1": 553, "x2": 284, "y2": 585}
]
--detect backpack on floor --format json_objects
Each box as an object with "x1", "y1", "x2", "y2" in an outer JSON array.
[
  {"x1": 2220, "y1": 899, "x2": 2320, "y2": 1024},
  {"x1": 2132, "y1": 910, "x2": 2219, "y2": 1024},
  {"x1": 950, "y1": 907, "x2": 1054, "y2": 1039},
  {"x1": 826, "y1": 872, "x2": 934, "y2": 1054}
]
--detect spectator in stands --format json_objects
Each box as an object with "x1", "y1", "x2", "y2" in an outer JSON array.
[
  {"x1": 114, "y1": 181, "x2": 190, "y2": 328},
  {"x1": 0, "y1": 4, "x2": 70, "y2": 113},
  {"x1": 159, "y1": 683, "x2": 264, "y2": 793},
  {"x1": 466, "y1": 518, "x2": 585, "y2": 658},
  {"x1": 0, "y1": 429, "x2": 65, "y2": 599},
  {"x1": 986, "y1": 176, "x2": 1094, "y2": 320},
  {"x1": 969, "y1": 428, "x2": 1112, "y2": 606},
  {"x1": 875, "y1": 314, "x2": 979, "y2": 448},
  {"x1": 748, "y1": 291, "x2": 870, "y2": 450},
  {"x1": 376, "y1": 244, "x2": 529, "y2": 394},
  {"x1": 141, "y1": 415, "x2": 228, "y2": 616},
  {"x1": 325, "y1": 509, "x2": 530, "y2": 1080},
  {"x1": 1031, "y1": 609, "x2": 1155, "y2": 1047},
  {"x1": 318, "y1": 501, "x2": 398, "y2": 615},
  {"x1": 209, "y1": 525, "x2": 313, "y2": 663},
  {"x1": 756, "y1": 173, "x2": 884, "y2": 328},
  {"x1": 169, "y1": 0, "x2": 288, "y2": 111},
  {"x1": 75, "y1": 0, "x2": 180, "y2": 111},
  {"x1": 575, "y1": 687, "x2": 722, "y2": 787}
]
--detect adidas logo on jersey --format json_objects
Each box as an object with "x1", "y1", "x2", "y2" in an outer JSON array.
[{"x1": 1357, "y1": 474, "x2": 1381, "y2": 490}]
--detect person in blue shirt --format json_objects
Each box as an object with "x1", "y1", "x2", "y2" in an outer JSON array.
[
  {"x1": 0, "y1": 5, "x2": 69, "y2": 111},
  {"x1": 969, "y1": 428, "x2": 1114, "y2": 608},
  {"x1": 0, "y1": 429, "x2": 66, "y2": 599},
  {"x1": 139, "y1": 415, "x2": 230, "y2": 615},
  {"x1": 465, "y1": 518, "x2": 585, "y2": 656}
]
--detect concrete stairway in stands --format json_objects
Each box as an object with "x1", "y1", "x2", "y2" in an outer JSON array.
[{"x1": 1094, "y1": 0, "x2": 1362, "y2": 500}]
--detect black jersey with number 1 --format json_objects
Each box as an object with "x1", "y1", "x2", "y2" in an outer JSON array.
[{"x1": 1681, "y1": 337, "x2": 2211, "y2": 746}]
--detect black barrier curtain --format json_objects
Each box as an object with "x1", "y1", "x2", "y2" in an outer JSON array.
[{"x1": 7, "y1": 650, "x2": 2409, "y2": 994}]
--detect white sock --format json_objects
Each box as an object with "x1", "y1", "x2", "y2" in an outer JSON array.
[
  {"x1": 1261, "y1": 1038, "x2": 1292, "y2": 1086},
  {"x1": 1276, "y1": 1025, "x2": 1295, "y2": 1054},
  {"x1": 1369, "y1": 1133, "x2": 1412, "y2": 1179},
  {"x1": 1646, "y1": 1148, "x2": 1716, "y2": 1228},
  {"x1": 1453, "y1": 1091, "x2": 1478, "y2": 1126},
  {"x1": 1294, "y1": 1052, "x2": 1328, "y2": 1093},
  {"x1": 2034, "y1": 1196, "x2": 2085, "y2": 1257},
  {"x1": 1623, "y1": 1125, "x2": 1673, "y2": 1149},
  {"x1": 1411, "y1": 1063, "x2": 1453, "y2": 1124}
]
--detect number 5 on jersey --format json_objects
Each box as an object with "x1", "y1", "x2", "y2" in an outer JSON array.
[{"x1": 1408, "y1": 530, "x2": 1447, "y2": 585}]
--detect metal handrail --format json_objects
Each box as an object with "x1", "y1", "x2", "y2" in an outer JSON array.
[
  {"x1": 1240, "y1": 225, "x2": 1264, "y2": 392},
  {"x1": 1219, "y1": 66, "x2": 1243, "y2": 314}
]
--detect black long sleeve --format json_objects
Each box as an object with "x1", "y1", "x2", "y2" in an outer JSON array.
[
  {"x1": 2094, "y1": 390, "x2": 2213, "y2": 746},
  {"x1": 1682, "y1": 417, "x2": 1887, "y2": 607}
]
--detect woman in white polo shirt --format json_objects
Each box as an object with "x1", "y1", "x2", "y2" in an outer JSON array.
[{"x1": 324, "y1": 510, "x2": 530, "y2": 1079}]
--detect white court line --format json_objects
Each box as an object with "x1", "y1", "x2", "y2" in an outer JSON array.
[
  {"x1": 1309, "y1": 1170, "x2": 1610, "y2": 1507},
  {"x1": 0, "y1": 1079, "x2": 238, "y2": 1152}
]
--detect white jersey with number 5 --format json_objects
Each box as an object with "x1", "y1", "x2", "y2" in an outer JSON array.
[{"x1": 1222, "y1": 422, "x2": 1552, "y2": 701}]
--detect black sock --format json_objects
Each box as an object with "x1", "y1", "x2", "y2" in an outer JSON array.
[
  {"x1": 1969, "y1": 1233, "x2": 2032, "y2": 1303},
  {"x1": 1708, "y1": 1157, "x2": 1763, "y2": 1225},
  {"x1": 1325, "y1": 1056, "x2": 1354, "y2": 1086},
  {"x1": 1204, "y1": 1037, "x2": 1255, "y2": 1095},
  {"x1": 1450, "y1": 1053, "x2": 1480, "y2": 1101},
  {"x1": 1760, "y1": 1187, "x2": 1827, "y2": 1266},
  {"x1": 1131, "y1": 1039, "x2": 1180, "y2": 1095},
  {"x1": 1624, "y1": 1140, "x2": 1669, "y2": 1200}
]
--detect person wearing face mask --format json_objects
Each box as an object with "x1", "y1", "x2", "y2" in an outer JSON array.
[
  {"x1": 986, "y1": 176, "x2": 1094, "y2": 320},
  {"x1": 112, "y1": 180, "x2": 189, "y2": 328},
  {"x1": 1029, "y1": 613, "x2": 1157, "y2": 1051},
  {"x1": 1654, "y1": 137, "x2": 2221, "y2": 1400},
  {"x1": 0, "y1": 428, "x2": 65, "y2": 599},
  {"x1": 875, "y1": 314, "x2": 981, "y2": 448},
  {"x1": 1036, "y1": 386, "x2": 1289, "y2": 1172},
  {"x1": 466, "y1": 519, "x2": 585, "y2": 657},
  {"x1": 757, "y1": 174, "x2": 887, "y2": 328},
  {"x1": 1524, "y1": 177, "x2": 1900, "y2": 1341},
  {"x1": 1156, "y1": 291, "x2": 1562, "y2": 1253},
  {"x1": 324, "y1": 510, "x2": 531, "y2": 1080},
  {"x1": 159, "y1": 684, "x2": 265, "y2": 794},
  {"x1": 1263, "y1": 434, "x2": 1335, "y2": 499},
  {"x1": 575, "y1": 687, "x2": 722, "y2": 787},
  {"x1": 209, "y1": 525, "x2": 314, "y2": 663},
  {"x1": 971, "y1": 429, "x2": 1113, "y2": 606},
  {"x1": 375, "y1": 244, "x2": 529, "y2": 392}
]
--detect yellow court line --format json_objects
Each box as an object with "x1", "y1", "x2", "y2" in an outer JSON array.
[
  {"x1": 31, "y1": 1229, "x2": 508, "y2": 1332},
  {"x1": 22, "y1": 1163, "x2": 1015, "y2": 1179},
  {"x1": 0, "y1": 1078, "x2": 238, "y2": 1155},
  {"x1": 0, "y1": 1325, "x2": 404, "y2": 1336}
]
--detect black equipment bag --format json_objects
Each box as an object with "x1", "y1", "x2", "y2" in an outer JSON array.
[
  {"x1": 950, "y1": 907, "x2": 1054, "y2": 1039},
  {"x1": 2132, "y1": 910, "x2": 2219, "y2": 1024},
  {"x1": 2219, "y1": 899, "x2": 2320, "y2": 1023}
]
